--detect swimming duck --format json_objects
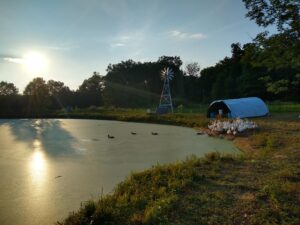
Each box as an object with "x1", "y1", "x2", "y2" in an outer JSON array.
[{"x1": 107, "y1": 134, "x2": 115, "y2": 139}]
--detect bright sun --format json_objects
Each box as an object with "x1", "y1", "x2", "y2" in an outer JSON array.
[{"x1": 23, "y1": 52, "x2": 48, "y2": 74}]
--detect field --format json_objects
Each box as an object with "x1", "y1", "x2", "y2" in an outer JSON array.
[{"x1": 55, "y1": 106, "x2": 300, "y2": 225}]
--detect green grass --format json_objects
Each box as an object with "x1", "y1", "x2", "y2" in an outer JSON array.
[
  {"x1": 56, "y1": 111, "x2": 300, "y2": 225},
  {"x1": 268, "y1": 102, "x2": 300, "y2": 113},
  {"x1": 55, "y1": 108, "x2": 210, "y2": 128}
]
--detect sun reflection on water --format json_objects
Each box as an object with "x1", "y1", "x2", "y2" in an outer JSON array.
[
  {"x1": 26, "y1": 138, "x2": 51, "y2": 218},
  {"x1": 29, "y1": 139, "x2": 47, "y2": 186}
]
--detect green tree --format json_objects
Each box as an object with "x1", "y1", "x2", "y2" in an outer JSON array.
[
  {"x1": 23, "y1": 77, "x2": 50, "y2": 112},
  {"x1": 104, "y1": 60, "x2": 158, "y2": 107},
  {"x1": 243, "y1": 0, "x2": 300, "y2": 36},
  {"x1": 0, "y1": 81, "x2": 23, "y2": 114},
  {"x1": 77, "y1": 72, "x2": 104, "y2": 107},
  {"x1": 185, "y1": 62, "x2": 200, "y2": 77},
  {"x1": 242, "y1": 0, "x2": 300, "y2": 100},
  {"x1": 103, "y1": 56, "x2": 186, "y2": 107},
  {"x1": 158, "y1": 56, "x2": 182, "y2": 68},
  {"x1": 242, "y1": 0, "x2": 300, "y2": 70},
  {"x1": 47, "y1": 80, "x2": 73, "y2": 109},
  {"x1": 47, "y1": 80, "x2": 69, "y2": 96},
  {"x1": 0, "y1": 81, "x2": 18, "y2": 95}
]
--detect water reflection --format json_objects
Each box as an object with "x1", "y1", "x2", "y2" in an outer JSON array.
[
  {"x1": 0, "y1": 119, "x2": 239, "y2": 225},
  {"x1": 0, "y1": 119, "x2": 79, "y2": 156},
  {"x1": 30, "y1": 140, "x2": 46, "y2": 184}
]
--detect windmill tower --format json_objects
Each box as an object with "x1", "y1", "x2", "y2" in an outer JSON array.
[{"x1": 157, "y1": 67, "x2": 174, "y2": 114}]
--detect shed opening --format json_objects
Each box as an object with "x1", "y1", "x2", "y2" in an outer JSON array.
[{"x1": 207, "y1": 101, "x2": 231, "y2": 118}]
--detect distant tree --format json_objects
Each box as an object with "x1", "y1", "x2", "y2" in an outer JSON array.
[
  {"x1": 47, "y1": 80, "x2": 68, "y2": 96},
  {"x1": 79, "y1": 72, "x2": 104, "y2": 93},
  {"x1": 0, "y1": 81, "x2": 23, "y2": 114},
  {"x1": 0, "y1": 81, "x2": 18, "y2": 95},
  {"x1": 231, "y1": 43, "x2": 243, "y2": 61},
  {"x1": 258, "y1": 71, "x2": 300, "y2": 100},
  {"x1": 182, "y1": 63, "x2": 201, "y2": 102},
  {"x1": 23, "y1": 77, "x2": 50, "y2": 112},
  {"x1": 47, "y1": 80, "x2": 73, "y2": 109},
  {"x1": 104, "y1": 60, "x2": 158, "y2": 107},
  {"x1": 158, "y1": 56, "x2": 183, "y2": 68},
  {"x1": 103, "y1": 56, "x2": 186, "y2": 107},
  {"x1": 247, "y1": 32, "x2": 300, "y2": 70},
  {"x1": 77, "y1": 72, "x2": 104, "y2": 107},
  {"x1": 185, "y1": 62, "x2": 201, "y2": 77}
]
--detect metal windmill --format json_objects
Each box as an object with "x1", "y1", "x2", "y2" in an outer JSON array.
[{"x1": 157, "y1": 67, "x2": 174, "y2": 114}]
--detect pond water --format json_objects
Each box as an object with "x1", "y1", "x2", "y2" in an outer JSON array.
[{"x1": 0, "y1": 119, "x2": 239, "y2": 225}]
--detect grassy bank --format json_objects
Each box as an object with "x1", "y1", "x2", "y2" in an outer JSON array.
[
  {"x1": 0, "y1": 108, "x2": 209, "y2": 128},
  {"x1": 56, "y1": 111, "x2": 300, "y2": 225}
]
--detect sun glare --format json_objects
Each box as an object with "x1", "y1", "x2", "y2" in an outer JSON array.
[
  {"x1": 24, "y1": 52, "x2": 48, "y2": 74},
  {"x1": 29, "y1": 139, "x2": 47, "y2": 185}
]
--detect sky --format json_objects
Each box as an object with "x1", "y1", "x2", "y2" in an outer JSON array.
[{"x1": 0, "y1": 0, "x2": 268, "y2": 92}]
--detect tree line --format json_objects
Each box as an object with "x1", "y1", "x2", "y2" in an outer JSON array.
[{"x1": 0, "y1": 0, "x2": 299, "y2": 114}]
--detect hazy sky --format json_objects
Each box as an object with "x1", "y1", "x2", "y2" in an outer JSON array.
[{"x1": 0, "y1": 0, "x2": 268, "y2": 91}]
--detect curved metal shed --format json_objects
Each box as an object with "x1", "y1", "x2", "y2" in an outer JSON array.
[{"x1": 207, "y1": 97, "x2": 269, "y2": 118}]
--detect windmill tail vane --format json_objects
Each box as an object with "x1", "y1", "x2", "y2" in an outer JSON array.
[{"x1": 157, "y1": 67, "x2": 174, "y2": 114}]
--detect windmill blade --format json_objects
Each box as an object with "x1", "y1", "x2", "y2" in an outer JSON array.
[
  {"x1": 167, "y1": 74, "x2": 174, "y2": 81},
  {"x1": 167, "y1": 75, "x2": 174, "y2": 81},
  {"x1": 160, "y1": 67, "x2": 167, "y2": 80},
  {"x1": 167, "y1": 68, "x2": 174, "y2": 76},
  {"x1": 166, "y1": 68, "x2": 174, "y2": 81},
  {"x1": 160, "y1": 67, "x2": 174, "y2": 81}
]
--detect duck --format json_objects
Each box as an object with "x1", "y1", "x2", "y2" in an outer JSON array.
[
  {"x1": 196, "y1": 132, "x2": 204, "y2": 135},
  {"x1": 151, "y1": 132, "x2": 158, "y2": 135},
  {"x1": 131, "y1": 132, "x2": 137, "y2": 135},
  {"x1": 107, "y1": 134, "x2": 115, "y2": 139}
]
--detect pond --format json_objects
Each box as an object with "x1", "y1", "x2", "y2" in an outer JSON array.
[{"x1": 0, "y1": 119, "x2": 239, "y2": 225}]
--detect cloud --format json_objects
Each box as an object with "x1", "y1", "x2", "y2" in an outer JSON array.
[
  {"x1": 168, "y1": 30, "x2": 207, "y2": 40},
  {"x1": 111, "y1": 42, "x2": 125, "y2": 47},
  {"x1": 119, "y1": 35, "x2": 131, "y2": 41},
  {"x1": 2, "y1": 57, "x2": 24, "y2": 64},
  {"x1": 44, "y1": 43, "x2": 79, "y2": 51}
]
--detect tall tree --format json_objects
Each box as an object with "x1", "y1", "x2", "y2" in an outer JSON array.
[
  {"x1": 158, "y1": 56, "x2": 183, "y2": 68},
  {"x1": 47, "y1": 80, "x2": 73, "y2": 109},
  {"x1": 77, "y1": 72, "x2": 104, "y2": 107},
  {"x1": 47, "y1": 80, "x2": 69, "y2": 96},
  {"x1": 0, "y1": 81, "x2": 23, "y2": 114},
  {"x1": 242, "y1": 0, "x2": 300, "y2": 100},
  {"x1": 243, "y1": 0, "x2": 300, "y2": 36},
  {"x1": 185, "y1": 62, "x2": 201, "y2": 77},
  {"x1": 0, "y1": 81, "x2": 18, "y2": 95},
  {"x1": 23, "y1": 77, "x2": 50, "y2": 112},
  {"x1": 243, "y1": 0, "x2": 300, "y2": 68}
]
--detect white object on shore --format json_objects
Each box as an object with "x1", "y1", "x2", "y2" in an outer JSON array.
[{"x1": 208, "y1": 118, "x2": 258, "y2": 135}]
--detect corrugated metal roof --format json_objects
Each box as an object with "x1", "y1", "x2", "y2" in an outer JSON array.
[{"x1": 209, "y1": 97, "x2": 269, "y2": 118}]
